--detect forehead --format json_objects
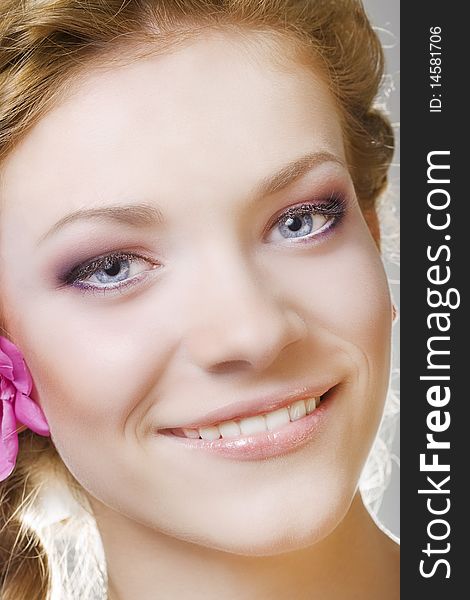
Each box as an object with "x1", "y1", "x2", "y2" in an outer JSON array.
[{"x1": 0, "y1": 31, "x2": 345, "y2": 227}]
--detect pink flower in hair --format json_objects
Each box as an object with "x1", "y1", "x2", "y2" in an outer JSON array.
[{"x1": 0, "y1": 335, "x2": 50, "y2": 481}]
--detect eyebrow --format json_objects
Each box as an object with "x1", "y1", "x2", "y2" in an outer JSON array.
[
  {"x1": 256, "y1": 150, "x2": 346, "y2": 196},
  {"x1": 39, "y1": 203, "x2": 165, "y2": 244},
  {"x1": 39, "y1": 150, "x2": 345, "y2": 243}
]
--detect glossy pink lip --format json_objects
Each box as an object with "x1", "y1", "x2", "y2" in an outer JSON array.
[
  {"x1": 156, "y1": 383, "x2": 335, "y2": 431},
  {"x1": 154, "y1": 387, "x2": 336, "y2": 461}
]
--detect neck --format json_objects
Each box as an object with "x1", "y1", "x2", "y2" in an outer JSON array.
[{"x1": 91, "y1": 492, "x2": 398, "y2": 600}]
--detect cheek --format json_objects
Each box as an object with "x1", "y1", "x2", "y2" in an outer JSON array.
[
  {"x1": 3, "y1": 293, "x2": 175, "y2": 443},
  {"x1": 319, "y1": 249, "x2": 391, "y2": 356},
  {"x1": 270, "y1": 229, "x2": 391, "y2": 443},
  {"x1": 311, "y1": 236, "x2": 392, "y2": 454},
  {"x1": 273, "y1": 235, "x2": 391, "y2": 353}
]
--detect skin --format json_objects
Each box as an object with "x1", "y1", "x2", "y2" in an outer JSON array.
[{"x1": 0, "y1": 31, "x2": 398, "y2": 599}]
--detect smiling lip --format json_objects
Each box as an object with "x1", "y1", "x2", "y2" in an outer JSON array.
[
  {"x1": 154, "y1": 385, "x2": 336, "y2": 461},
  {"x1": 156, "y1": 383, "x2": 335, "y2": 431}
]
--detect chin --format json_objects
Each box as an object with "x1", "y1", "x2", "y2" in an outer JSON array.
[{"x1": 182, "y1": 491, "x2": 355, "y2": 557}]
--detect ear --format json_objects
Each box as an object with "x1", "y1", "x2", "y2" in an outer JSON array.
[{"x1": 362, "y1": 206, "x2": 381, "y2": 250}]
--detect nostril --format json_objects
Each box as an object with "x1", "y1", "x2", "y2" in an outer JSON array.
[{"x1": 208, "y1": 359, "x2": 252, "y2": 374}]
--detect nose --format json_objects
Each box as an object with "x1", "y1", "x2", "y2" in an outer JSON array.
[{"x1": 182, "y1": 249, "x2": 307, "y2": 374}]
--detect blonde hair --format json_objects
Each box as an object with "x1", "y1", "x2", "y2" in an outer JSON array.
[{"x1": 0, "y1": 1, "x2": 395, "y2": 598}]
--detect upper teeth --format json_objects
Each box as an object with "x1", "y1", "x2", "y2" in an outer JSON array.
[{"x1": 179, "y1": 397, "x2": 321, "y2": 440}]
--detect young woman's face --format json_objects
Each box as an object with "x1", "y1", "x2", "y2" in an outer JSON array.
[{"x1": 0, "y1": 32, "x2": 391, "y2": 554}]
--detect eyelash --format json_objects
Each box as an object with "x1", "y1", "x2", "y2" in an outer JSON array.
[
  {"x1": 61, "y1": 193, "x2": 347, "y2": 296},
  {"x1": 59, "y1": 251, "x2": 160, "y2": 296},
  {"x1": 268, "y1": 193, "x2": 346, "y2": 242}
]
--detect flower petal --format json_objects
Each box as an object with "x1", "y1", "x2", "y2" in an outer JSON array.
[
  {"x1": 1, "y1": 377, "x2": 15, "y2": 402},
  {"x1": 0, "y1": 399, "x2": 19, "y2": 481},
  {"x1": 0, "y1": 351, "x2": 14, "y2": 379},
  {"x1": 0, "y1": 338, "x2": 32, "y2": 395},
  {"x1": 0, "y1": 341, "x2": 13, "y2": 367},
  {"x1": 14, "y1": 391, "x2": 50, "y2": 436}
]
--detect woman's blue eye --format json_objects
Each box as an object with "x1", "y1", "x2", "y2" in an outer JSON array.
[
  {"x1": 267, "y1": 195, "x2": 346, "y2": 242},
  {"x1": 93, "y1": 255, "x2": 131, "y2": 284},
  {"x1": 61, "y1": 252, "x2": 159, "y2": 293},
  {"x1": 277, "y1": 212, "x2": 325, "y2": 239}
]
